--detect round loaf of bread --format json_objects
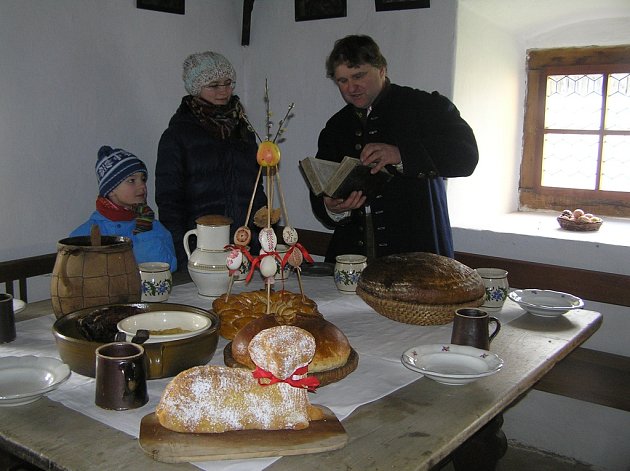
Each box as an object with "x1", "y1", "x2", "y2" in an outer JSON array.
[
  {"x1": 231, "y1": 313, "x2": 351, "y2": 373},
  {"x1": 356, "y1": 252, "x2": 485, "y2": 325},
  {"x1": 357, "y1": 252, "x2": 484, "y2": 304}
]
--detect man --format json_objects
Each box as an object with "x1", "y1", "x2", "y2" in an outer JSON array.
[{"x1": 310, "y1": 35, "x2": 479, "y2": 263}]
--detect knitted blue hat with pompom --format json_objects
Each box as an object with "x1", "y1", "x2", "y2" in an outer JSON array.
[{"x1": 95, "y1": 146, "x2": 147, "y2": 197}]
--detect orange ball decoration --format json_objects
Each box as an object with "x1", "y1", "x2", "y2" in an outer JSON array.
[{"x1": 257, "y1": 141, "x2": 281, "y2": 167}]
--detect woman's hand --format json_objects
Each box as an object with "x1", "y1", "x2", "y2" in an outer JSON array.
[
  {"x1": 324, "y1": 191, "x2": 366, "y2": 213},
  {"x1": 360, "y1": 143, "x2": 401, "y2": 173}
]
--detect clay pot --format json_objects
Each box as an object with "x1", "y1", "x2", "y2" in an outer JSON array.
[{"x1": 50, "y1": 235, "x2": 141, "y2": 318}]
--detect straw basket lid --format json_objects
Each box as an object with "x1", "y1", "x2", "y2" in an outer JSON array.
[{"x1": 356, "y1": 252, "x2": 485, "y2": 325}]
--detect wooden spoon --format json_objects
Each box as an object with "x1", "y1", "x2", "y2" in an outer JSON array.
[{"x1": 90, "y1": 224, "x2": 101, "y2": 246}]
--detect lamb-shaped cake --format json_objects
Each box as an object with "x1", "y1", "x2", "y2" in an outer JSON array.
[{"x1": 156, "y1": 325, "x2": 322, "y2": 433}]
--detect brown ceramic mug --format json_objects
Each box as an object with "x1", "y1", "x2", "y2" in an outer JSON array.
[
  {"x1": 451, "y1": 308, "x2": 501, "y2": 350},
  {"x1": 0, "y1": 293, "x2": 16, "y2": 343},
  {"x1": 95, "y1": 342, "x2": 148, "y2": 410}
]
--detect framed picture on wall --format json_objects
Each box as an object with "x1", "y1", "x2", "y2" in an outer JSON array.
[
  {"x1": 375, "y1": 0, "x2": 430, "y2": 12},
  {"x1": 137, "y1": 0, "x2": 185, "y2": 15},
  {"x1": 295, "y1": 0, "x2": 347, "y2": 22}
]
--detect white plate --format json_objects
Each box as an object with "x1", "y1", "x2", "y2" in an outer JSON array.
[
  {"x1": 117, "y1": 311, "x2": 211, "y2": 343},
  {"x1": 13, "y1": 299, "x2": 26, "y2": 314},
  {"x1": 401, "y1": 344, "x2": 504, "y2": 386},
  {"x1": 508, "y1": 289, "x2": 584, "y2": 317},
  {"x1": 0, "y1": 356, "x2": 71, "y2": 406}
]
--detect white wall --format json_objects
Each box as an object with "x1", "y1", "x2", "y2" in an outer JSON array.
[{"x1": 450, "y1": 4, "x2": 522, "y2": 219}]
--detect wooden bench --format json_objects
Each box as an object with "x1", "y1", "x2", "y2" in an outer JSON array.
[
  {"x1": 287, "y1": 227, "x2": 630, "y2": 413},
  {"x1": 0, "y1": 253, "x2": 57, "y2": 303}
]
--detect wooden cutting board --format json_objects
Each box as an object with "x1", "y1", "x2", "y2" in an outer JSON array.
[{"x1": 138, "y1": 405, "x2": 347, "y2": 463}]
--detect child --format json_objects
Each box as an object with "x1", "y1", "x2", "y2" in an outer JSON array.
[{"x1": 70, "y1": 146, "x2": 178, "y2": 271}]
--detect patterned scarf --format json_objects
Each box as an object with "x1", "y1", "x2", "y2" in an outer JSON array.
[
  {"x1": 185, "y1": 95, "x2": 247, "y2": 140},
  {"x1": 95, "y1": 196, "x2": 154, "y2": 234}
]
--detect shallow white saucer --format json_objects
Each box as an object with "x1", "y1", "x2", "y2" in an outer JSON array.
[
  {"x1": 13, "y1": 299, "x2": 26, "y2": 314},
  {"x1": 117, "y1": 311, "x2": 211, "y2": 343},
  {"x1": 508, "y1": 289, "x2": 584, "y2": 318},
  {"x1": 0, "y1": 356, "x2": 71, "y2": 406},
  {"x1": 401, "y1": 344, "x2": 504, "y2": 386}
]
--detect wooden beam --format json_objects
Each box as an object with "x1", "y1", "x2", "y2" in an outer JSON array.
[{"x1": 241, "y1": 0, "x2": 255, "y2": 46}]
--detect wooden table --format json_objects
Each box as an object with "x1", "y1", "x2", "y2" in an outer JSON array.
[{"x1": 0, "y1": 286, "x2": 602, "y2": 471}]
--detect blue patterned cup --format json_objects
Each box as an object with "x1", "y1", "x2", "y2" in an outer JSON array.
[
  {"x1": 139, "y1": 262, "x2": 172, "y2": 302},
  {"x1": 476, "y1": 268, "x2": 509, "y2": 312},
  {"x1": 334, "y1": 254, "x2": 367, "y2": 294}
]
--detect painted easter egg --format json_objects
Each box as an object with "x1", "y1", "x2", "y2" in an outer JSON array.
[
  {"x1": 257, "y1": 141, "x2": 281, "y2": 167},
  {"x1": 226, "y1": 249, "x2": 243, "y2": 271},
  {"x1": 259, "y1": 255, "x2": 277, "y2": 278},
  {"x1": 287, "y1": 248, "x2": 303, "y2": 267},
  {"x1": 234, "y1": 226, "x2": 252, "y2": 246},
  {"x1": 282, "y1": 226, "x2": 299, "y2": 245},
  {"x1": 258, "y1": 227, "x2": 277, "y2": 252}
]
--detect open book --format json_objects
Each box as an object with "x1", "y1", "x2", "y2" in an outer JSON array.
[{"x1": 299, "y1": 156, "x2": 393, "y2": 199}]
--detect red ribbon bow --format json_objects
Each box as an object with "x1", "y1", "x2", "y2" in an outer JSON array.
[{"x1": 252, "y1": 365, "x2": 320, "y2": 392}]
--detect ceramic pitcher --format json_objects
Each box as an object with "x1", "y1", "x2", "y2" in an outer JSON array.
[{"x1": 184, "y1": 215, "x2": 232, "y2": 297}]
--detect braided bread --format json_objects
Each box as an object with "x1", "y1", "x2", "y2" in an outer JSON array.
[{"x1": 213, "y1": 290, "x2": 321, "y2": 339}]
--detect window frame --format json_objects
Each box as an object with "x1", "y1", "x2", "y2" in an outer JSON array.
[{"x1": 520, "y1": 45, "x2": 630, "y2": 218}]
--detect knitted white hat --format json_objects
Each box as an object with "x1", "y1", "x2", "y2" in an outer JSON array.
[{"x1": 182, "y1": 51, "x2": 236, "y2": 96}]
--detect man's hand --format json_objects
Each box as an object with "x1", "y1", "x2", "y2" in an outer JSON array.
[
  {"x1": 324, "y1": 191, "x2": 367, "y2": 213},
  {"x1": 360, "y1": 143, "x2": 401, "y2": 173}
]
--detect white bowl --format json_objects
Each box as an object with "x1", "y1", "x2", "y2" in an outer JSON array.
[
  {"x1": 0, "y1": 356, "x2": 71, "y2": 406},
  {"x1": 401, "y1": 344, "x2": 503, "y2": 386},
  {"x1": 508, "y1": 289, "x2": 584, "y2": 318},
  {"x1": 117, "y1": 311, "x2": 211, "y2": 344}
]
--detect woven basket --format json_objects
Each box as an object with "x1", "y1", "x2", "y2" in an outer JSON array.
[
  {"x1": 223, "y1": 342, "x2": 359, "y2": 387},
  {"x1": 557, "y1": 217, "x2": 602, "y2": 232},
  {"x1": 357, "y1": 287, "x2": 484, "y2": 326}
]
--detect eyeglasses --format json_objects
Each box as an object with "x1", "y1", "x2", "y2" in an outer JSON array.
[{"x1": 204, "y1": 80, "x2": 236, "y2": 90}]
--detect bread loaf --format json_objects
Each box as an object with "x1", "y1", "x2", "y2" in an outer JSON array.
[
  {"x1": 231, "y1": 313, "x2": 351, "y2": 373},
  {"x1": 213, "y1": 290, "x2": 321, "y2": 339},
  {"x1": 156, "y1": 326, "x2": 321, "y2": 433},
  {"x1": 357, "y1": 252, "x2": 484, "y2": 305}
]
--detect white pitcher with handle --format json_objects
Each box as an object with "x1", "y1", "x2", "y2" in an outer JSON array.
[{"x1": 184, "y1": 215, "x2": 232, "y2": 297}]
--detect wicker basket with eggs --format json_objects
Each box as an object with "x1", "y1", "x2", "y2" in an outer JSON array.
[{"x1": 557, "y1": 209, "x2": 603, "y2": 232}]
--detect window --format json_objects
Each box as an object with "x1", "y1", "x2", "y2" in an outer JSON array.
[{"x1": 520, "y1": 46, "x2": 630, "y2": 217}]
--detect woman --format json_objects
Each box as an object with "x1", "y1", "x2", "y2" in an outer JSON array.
[{"x1": 156, "y1": 51, "x2": 267, "y2": 270}]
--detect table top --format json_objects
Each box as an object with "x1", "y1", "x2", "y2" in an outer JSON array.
[{"x1": 0, "y1": 274, "x2": 602, "y2": 471}]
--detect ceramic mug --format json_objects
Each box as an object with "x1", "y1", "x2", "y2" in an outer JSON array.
[
  {"x1": 476, "y1": 268, "x2": 509, "y2": 312},
  {"x1": 0, "y1": 293, "x2": 16, "y2": 343},
  {"x1": 95, "y1": 342, "x2": 148, "y2": 410},
  {"x1": 138, "y1": 262, "x2": 172, "y2": 302},
  {"x1": 451, "y1": 308, "x2": 501, "y2": 350},
  {"x1": 334, "y1": 254, "x2": 368, "y2": 294}
]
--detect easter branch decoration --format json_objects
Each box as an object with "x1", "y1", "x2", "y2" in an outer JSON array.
[{"x1": 224, "y1": 79, "x2": 312, "y2": 308}]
